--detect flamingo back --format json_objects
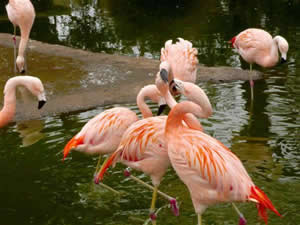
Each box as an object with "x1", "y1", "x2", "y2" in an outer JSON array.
[
  {"x1": 161, "y1": 38, "x2": 198, "y2": 83},
  {"x1": 63, "y1": 107, "x2": 138, "y2": 157},
  {"x1": 168, "y1": 127, "x2": 254, "y2": 205}
]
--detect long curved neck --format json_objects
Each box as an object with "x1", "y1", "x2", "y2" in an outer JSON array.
[
  {"x1": 136, "y1": 85, "x2": 160, "y2": 118},
  {"x1": 18, "y1": 30, "x2": 30, "y2": 58},
  {"x1": 261, "y1": 38, "x2": 279, "y2": 67},
  {"x1": 0, "y1": 83, "x2": 18, "y2": 128},
  {"x1": 166, "y1": 101, "x2": 206, "y2": 137}
]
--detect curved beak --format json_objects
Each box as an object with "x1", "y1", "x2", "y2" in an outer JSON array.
[
  {"x1": 280, "y1": 57, "x2": 287, "y2": 64},
  {"x1": 38, "y1": 92, "x2": 47, "y2": 109},
  {"x1": 38, "y1": 100, "x2": 46, "y2": 109},
  {"x1": 160, "y1": 69, "x2": 169, "y2": 83},
  {"x1": 157, "y1": 104, "x2": 167, "y2": 116},
  {"x1": 20, "y1": 69, "x2": 26, "y2": 74}
]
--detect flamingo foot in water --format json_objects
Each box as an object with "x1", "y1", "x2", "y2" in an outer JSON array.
[
  {"x1": 169, "y1": 198, "x2": 179, "y2": 216},
  {"x1": 12, "y1": 36, "x2": 16, "y2": 45},
  {"x1": 239, "y1": 215, "x2": 247, "y2": 225},
  {"x1": 150, "y1": 211, "x2": 157, "y2": 221},
  {"x1": 124, "y1": 169, "x2": 131, "y2": 177}
]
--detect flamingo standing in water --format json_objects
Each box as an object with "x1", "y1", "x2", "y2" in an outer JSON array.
[
  {"x1": 6, "y1": 0, "x2": 35, "y2": 73},
  {"x1": 230, "y1": 28, "x2": 289, "y2": 99},
  {"x1": 165, "y1": 100, "x2": 282, "y2": 225},
  {"x1": 63, "y1": 84, "x2": 167, "y2": 177},
  {"x1": 0, "y1": 76, "x2": 46, "y2": 128},
  {"x1": 95, "y1": 71, "x2": 212, "y2": 224}
]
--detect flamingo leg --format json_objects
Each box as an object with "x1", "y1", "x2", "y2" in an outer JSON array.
[
  {"x1": 94, "y1": 157, "x2": 121, "y2": 195},
  {"x1": 249, "y1": 64, "x2": 254, "y2": 100},
  {"x1": 13, "y1": 25, "x2": 17, "y2": 74},
  {"x1": 123, "y1": 169, "x2": 179, "y2": 216},
  {"x1": 232, "y1": 203, "x2": 247, "y2": 225},
  {"x1": 94, "y1": 155, "x2": 102, "y2": 176},
  {"x1": 149, "y1": 186, "x2": 158, "y2": 225},
  {"x1": 197, "y1": 213, "x2": 202, "y2": 225}
]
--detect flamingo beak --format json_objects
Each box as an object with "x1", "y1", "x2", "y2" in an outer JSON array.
[
  {"x1": 38, "y1": 100, "x2": 46, "y2": 109},
  {"x1": 280, "y1": 57, "x2": 287, "y2": 64},
  {"x1": 160, "y1": 69, "x2": 168, "y2": 83},
  {"x1": 38, "y1": 93, "x2": 47, "y2": 109},
  {"x1": 157, "y1": 104, "x2": 167, "y2": 116}
]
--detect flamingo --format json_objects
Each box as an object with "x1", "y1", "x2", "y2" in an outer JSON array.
[
  {"x1": 63, "y1": 84, "x2": 167, "y2": 178},
  {"x1": 165, "y1": 100, "x2": 282, "y2": 225},
  {"x1": 230, "y1": 28, "x2": 289, "y2": 99},
  {"x1": 6, "y1": 0, "x2": 35, "y2": 74},
  {"x1": 160, "y1": 38, "x2": 198, "y2": 97},
  {"x1": 0, "y1": 76, "x2": 46, "y2": 128},
  {"x1": 95, "y1": 71, "x2": 212, "y2": 224}
]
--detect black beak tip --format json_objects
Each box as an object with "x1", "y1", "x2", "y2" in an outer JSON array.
[
  {"x1": 160, "y1": 69, "x2": 169, "y2": 83},
  {"x1": 280, "y1": 58, "x2": 287, "y2": 64},
  {"x1": 38, "y1": 100, "x2": 46, "y2": 109},
  {"x1": 20, "y1": 69, "x2": 26, "y2": 74},
  {"x1": 157, "y1": 104, "x2": 167, "y2": 116}
]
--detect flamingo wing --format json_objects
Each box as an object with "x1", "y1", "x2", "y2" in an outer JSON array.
[
  {"x1": 161, "y1": 38, "x2": 198, "y2": 83},
  {"x1": 170, "y1": 129, "x2": 252, "y2": 200},
  {"x1": 63, "y1": 107, "x2": 138, "y2": 157},
  {"x1": 116, "y1": 116, "x2": 167, "y2": 163}
]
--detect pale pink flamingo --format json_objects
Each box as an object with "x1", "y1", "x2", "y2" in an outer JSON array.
[
  {"x1": 160, "y1": 38, "x2": 198, "y2": 89},
  {"x1": 63, "y1": 84, "x2": 166, "y2": 175},
  {"x1": 230, "y1": 28, "x2": 289, "y2": 99},
  {"x1": 95, "y1": 71, "x2": 212, "y2": 224},
  {"x1": 165, "y1": 100, "x2": 282, "y2": 225},
  {"x1": 6, "y1": 0, "x2": 35, "y2": 73},
  {"x1": 0, "y1": 76, "x2": 46, "y2": 128}
]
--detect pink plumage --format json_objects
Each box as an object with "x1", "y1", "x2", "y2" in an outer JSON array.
[
  {"x1": 160, "y1": 38, "x2": 199, "y2": 83},
  {"x1": 165, "y1": 101, "x2": 282, "y2": 224}
]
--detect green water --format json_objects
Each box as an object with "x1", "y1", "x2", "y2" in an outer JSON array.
[{"x1": 0, "y1": 0, "x2": 300, "y2": 224}]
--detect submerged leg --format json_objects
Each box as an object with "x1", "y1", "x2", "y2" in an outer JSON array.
[
  {"x1": 94, "y1": 155, "x2": 102, "y2": 176},
  {"x1": 124, "y1": 169, "x2": 179, "y2": 216},
  {"x1": 149, "y1": 186, "x2": 158, "y2": 225},
  {"x1": 94, "y1": 157, "x2": 121, "y2": 195},
  {"x1": 13, "y1": 25, "x2": 17, "y2": 74},
  {"x1": 232, "y1": 203, "x2": 247, "y2": 225},
  {"x1": 197, "y1": 213, "x2": 202, "y2": 225},
  {"x1": 249, "y1": 64, "x2": 254, "y2": 100}
]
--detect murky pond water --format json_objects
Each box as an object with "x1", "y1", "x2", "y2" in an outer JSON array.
[{"x1": 0, "y1": 0, "x2": 299, "y2": 225}]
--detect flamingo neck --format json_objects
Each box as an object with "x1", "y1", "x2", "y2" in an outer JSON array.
[
  {"x1": 165, "y1": 101, "x2": 206, "y2": 138},
  {"x1": 136, "y1": 85, "x2": 159, "y2": 118},
  {"x1": 261, "y1": 38, "x2": 279, "y2": 67},
  {"x1": 0, "y1": 85, "x2": 17, "y2": 128}
]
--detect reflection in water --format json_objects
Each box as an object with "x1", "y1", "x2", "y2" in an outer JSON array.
[{"x1": 16, "y1": 120, "x2": 45, "y2": 147}]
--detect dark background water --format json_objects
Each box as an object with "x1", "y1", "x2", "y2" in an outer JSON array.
[{"x1": 0, "y1": 0, "x2": 299, "y2": 225}]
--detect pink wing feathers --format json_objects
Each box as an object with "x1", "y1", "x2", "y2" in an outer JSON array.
[
  {"x1": 63, "y1": 107, "x2": 138, "y2": 159},
  {"x1": 161, "y1": 38, "x2": 198, "y2": 83},
  {"x1": 96, "y1": 116, "x2": 167, "y2": 181}
]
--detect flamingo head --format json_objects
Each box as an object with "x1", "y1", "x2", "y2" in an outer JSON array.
[
  {"x1": 275, "y1": 36, "x2": 289, "y2": 64},
  {"x1": 16, "y1": 56, "x2": 25, "y2": 74},
  {"x1": 24, "y1": 76, "x2": 47, "y2": 109}
]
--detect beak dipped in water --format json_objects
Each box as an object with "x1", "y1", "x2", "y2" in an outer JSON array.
[{"x1": 38, "y1": 100, "x2": 46, "y2": 109}]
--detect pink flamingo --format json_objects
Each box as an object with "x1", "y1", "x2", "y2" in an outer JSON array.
[
  {"x1": 160, "y1": 38, "x2": 198, "y2": 85},
  {"x1": 6, "y1": 0, "x2": 35, "y2": 73},
  {"x1": 230, "y1": 28, "x2": 289, "y2": 99},
  {"x1": 63, "y1": 84, "x2": 166, "y2": 176},
  {"x1": 95, "y1": 71, "x2": 212, "y2": 224},
  {"x1": 165, "y1": 100, "x2": 282, "y2": 225},
  {"x1": 0, "y1": 76, "x2": 46, "y2": 128}
]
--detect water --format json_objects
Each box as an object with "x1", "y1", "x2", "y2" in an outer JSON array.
[{"x1": 0, "y1": 0, "x2": 299, "y2": 224}]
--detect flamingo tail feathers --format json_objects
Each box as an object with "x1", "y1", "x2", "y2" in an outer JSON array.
[
  {"x1": 94, "y1": 152, "x2": 118, "y2": 183},
  {"x1": 63, "y1": 135, "x2": 85, "y2": 160},
  {"x1": 249, "y1": 186, "x2": 282, "y2": 224}
]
